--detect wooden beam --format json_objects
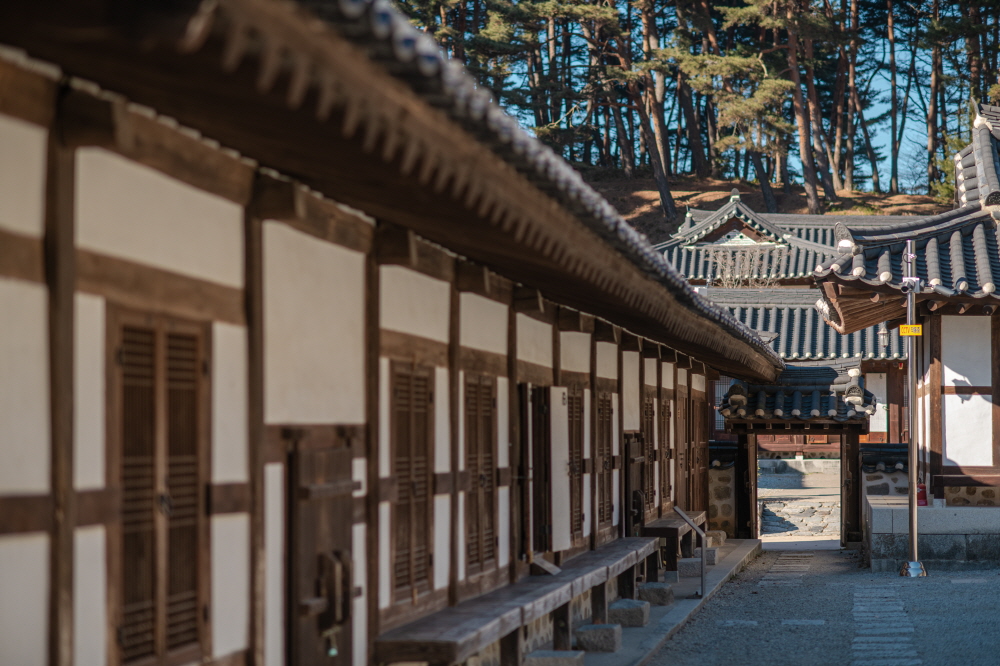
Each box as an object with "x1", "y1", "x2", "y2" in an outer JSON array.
[
  {"x1": 675, "y1": 353, "x2": 693, "y2": 370},
  {"x1": 593, "y1": 319, "x2": 620, "y2": 344},
  {"x1": 620, "y1": 331, "x2": 642, "y2": 352},
  {"x1": 927, "y1": 300, "x2": 946, "y2": 312},
  {"x1": 455, "y1": 260, "x2": 492, "y2": 297},
  {"x1": 556, "y1": 306, "x2": 595, "y2": 333},
  {"x1": 513, "y1": 286, "x2": 545, "y2": 314},
  {"x1": 642, "y1": 343, "x2": 662, "y2": 360},
  {"x1": 0, "y1": 58, "x2": 57, "y2": 127},
  {"x1": 984, "y1": 305, "x2": 997, "y2": 316},
  {"x1": 375, "y1": 222, "x2": 418, "y2": 268},
  {"x1": 661, "y1": 348, "x2": 678, "y2": 363},
  {"x1": 46, "y1": 109, "x2": 76, "y2": 666},
  {"x1": 957, "y1": 302, "x2": 974, "y2": 315}
]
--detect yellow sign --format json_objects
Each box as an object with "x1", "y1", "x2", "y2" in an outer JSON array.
[{"x1": 899, "y1": 324, "x2": 923, "y2": 336}]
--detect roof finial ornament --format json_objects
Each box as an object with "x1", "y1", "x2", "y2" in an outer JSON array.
[{"x1": 730, "y1": 188, "x2": 741, "y2": 203}]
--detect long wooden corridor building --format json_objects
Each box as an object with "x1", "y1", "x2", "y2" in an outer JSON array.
[{"x1": 0, "y1": 2, "x2": 783, "y2": 665}]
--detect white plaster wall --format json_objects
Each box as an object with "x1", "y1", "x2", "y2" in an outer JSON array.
[
  {"x1": 76, "y1": 148, "x2": 243, "y2": 287},
  {"x1": 0, "y1": 114, "x2": 46, "y2": 238},
  {"x1": 0, "y1": 533, "x2": 48, "y2": 665},
  {"x1": 582, "y1": 479, "x2": 592, "y2": 537},
  {"x1": 378, "y1": 358, "x2": 391, "y2": 478},
  {"x1": 550, "y1": 387, "x2": 571, "y2": 551},
  {"x1": 74, "y1": 526, "x2": 106, "y2": 666},
  {"x1": 644, "y1": 358, "x2": 657, "y2": 386},
  {"x1": 264, "y1": 463, "x2": 284, "y2": 666},
  {"x1": 213, "y1": 323, "x2": 248, "y2": 483},
  {"x1": 74, "y1": 293, "x2": 104, "y2": 490},
  {"x1": 456, "y1": 493, "x2": 466, "y2": 579},
  {"x1": 596, "y1": 342, "x2": 617, "y2": 379},
  {"x1": 212, "y1": 514, "x2": 249, "y2": 656},
  {"x1": 662, "y1": 362, "x2": 674, "y2": 389},
  {"x1": 498, "y1": 486, "x2": 511, "y2": 566},
  {"x1": 378, "y1": 502, "x2": 391, "y2": 609},
  {"x1": 380, "y1": 266, "x2": 450, "y2": 343},
  {"x1": 352, "y1": 523, "x2": 367, "y2": 666},
  {"x1": 0, "y1": 279, "x2": 49, "y2": 493},
  {"x1": 436, "y1": 368, "x2": 450, "y2": 473},
  {"x1": 433, "y1": 495, "x2": 450, "y2": 590},
  {"x1": 943, "y1": 394, "x2": 994, "y2": 466},
  {"x1": 560, "y1": 332, "x2": 590, "y2": 373},
  {"x1": 691, "y1": 373, "x2": 706, "y2": 393},
  {"x1": 264, "y1": 222, "x2": 365, "y2": 424},
  {"x1": 677, "y1": 369, "x2": 688, "y2": 386},
  {"x1": 622, "y1": 352, "x2": 640, "y2": 431},
  {"x1": 459, "y1": 293, "x2": 507, "y2": 354},
  {"x1": 866, "y1": 373, "x2": 888, "y2": 433},
  {"x1": 353, "y1": 458, "x2": 366, "y2": 502},
  {"x1": 497, "y1": 377, "x2": 510, "y2": 468},
  {"x1": 942, "y1": 315, "x2": 992, "y2": 387},
  {"x1": 516, "y1": 314, "x2": 552, "y2": 367}
]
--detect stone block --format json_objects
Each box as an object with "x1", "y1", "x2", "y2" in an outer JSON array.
[
  {"x1": 525, "y1": 651, "x2": 586, "y2": 666},
  {"x1": 867, "y1": 482, "x2": 890, "y2": 496},
  {"x1": 638, "y1": 582, "x2": 674, "y2": 606},
  {"x1": 574, "y1": 624, "x2": 621, "y2": 653},
  {"x1": 707, "y1": 530, "x2": 727, "y2": 547},
  {"x1": 660, "y1": 570, "x2": 679, "y2": 584},
  {"x1": 608, "y1": 599, "x2": 650, "y2": 627},
  {"x1": 870, "y1": 533, "x2": 907, "y2": 560},
  {"x1": 967, "y1": 534, "x2": 1000, "y2": 563},
  {"x1": 678, "y1": 558, "x2": 702, "y2": 577},
  {"x1": 692, "y1": 547, "x2": 719, "y2": 565},
  {"x1": 917, "y1": 534, "x2": 966, "y2": 560}
]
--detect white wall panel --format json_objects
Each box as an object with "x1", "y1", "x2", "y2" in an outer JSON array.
[
  {"x1": 644, "y1": 358, "x2": 657, "y2": 386},
  {"x1": 459, "y1": 293, "x2": 507, "y2": 354},
  {"x1": 436, "y1": 367, "x2": 450, "y2": 473},
  {"x1": 378, "y1": 358, "x2": 390, "y2": 478},
  {"x1": 0, "y1": 114, "x2": 46, "y2": 237},
  {"x1": 677, "y1": 369, "x2": 688, "y2": 386},
  {"x1": 0, "y1": 533, "x2": 47, "y2": 665},
  {"x1": 691, "y1": 373, "x2": 706, "y2": 393},
  {"x1": 550, "y1": 387, "x2": 571, "y2": 551},
  {"x1": 943, "y1": 394, "x2": 994, "y2": 466},
  {"x1": 378, "y1": 502, "x2": 391, "y2": 608},
  {"x1": 662, "y1": 362, "x2": 674, "y2": 389},
  {"x1": 0, "y1": 279, "x2": 49, "y2": 493},
  {"x1": 498, "y1": 486, "x2": 510, "y2": 566},
  {"x1": 516, "y1": 314, "x2": 552, "y2": 367},
  {"x1": 942, "y1": 316, "x2": 992, "y2": 387},
  {"x1": 74, "y1": 293, "x2": 104, "y2": 490},
  {"x1": 456, "y1": 492, "x2": 466, "y2": 579},
  {"x1": 497, "y1": 377, "x2": 509, "y2": 468},
  {"x1": 596, "y1": 342, "x2": 617, "y2": 379},
  {"x1": 352, "y1": 523, "x2": 368, "y2": 666},
  {"x1": 433, "y1": 495, "x2": 450, "y2": 590},
  {"x1": 213, "y1": 322, "x2": 248, "y2": 483},
  {"x1": 264, "y1": 222, "x2": 365, "y2": 424},
  {"x1": 74, "y1": 526, "x2": 106, "y2": 666},
  {"x1": 560, "y1": 332, "x2": 590, "y2": 373},
  {"x1": 380, "y1": 266, "x2": 450, "y2": 343},
  {"x1": 264, "y1": 463, "x2": 284, "y2": 666},
  {"x1": 76, "y1": 148, "x2": 243, "y2": 287},
  {"x1": 212, "y1": 514, "x2": 250, "y2": 656},
  {"x1": 582, "y1": 477, "x2": 591, "y2": 537},
  {"x1": 866, "y1": 373, "x2": 887, "y2": 433},
  {"x1": 622, "y1": 352, "x2": 640, "y2": 430}
]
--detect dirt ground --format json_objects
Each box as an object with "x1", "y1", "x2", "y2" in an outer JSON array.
[{"x1": 586, "y1": 175, "x2": 951, "y2": 244}]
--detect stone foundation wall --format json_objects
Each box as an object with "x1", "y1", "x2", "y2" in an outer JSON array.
[
  {"x1": 758, "y1": 451, "x2": 839, "y2": 460},
  {"x1": 708, "y1": 467, "x2": 736, "y2": 538},
  {"x1": 944, "y1": 486, "x2": 1000, "y2": 506},
  {"x1": 863, "y1": 471, "x2": 908, "y2": 497}
]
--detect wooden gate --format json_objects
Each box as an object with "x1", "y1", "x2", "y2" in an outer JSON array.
[
  {"x1": 286, "y1": 428, "x2": 357, "y2": 666},
  {"x1": 674, "y1": 384, "x2": 689, "y2": 509},
  {"x1": 623, "y1": 433, "x2": 645, "y2": 537},
  {"x1": 841, "y1": 434, "x2": 861, "y2": 545}
]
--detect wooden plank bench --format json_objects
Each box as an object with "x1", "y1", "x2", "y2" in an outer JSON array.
[
  {"x1": 374, "y1": 537, "x2": 657, "y2": 666},
  {"x1": 640, "y1": 511, "x2": 707, "y2": 572}
]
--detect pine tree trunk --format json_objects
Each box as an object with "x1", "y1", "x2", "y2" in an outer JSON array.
[
  {"x1": 803, "y1": 39, "x2": 841, "y2": 197},
  {"x1": 853, "y1": 86, "x2": 882, "y2": 193},
  {"x1": 632, "y1": 89, "x2": 678, "y2": 224},
  {"x1": 927, "y1": 0, "x2": 940, "y2": 194},
  {"x1": 610, "y1": 101, "x2": 636, "y2": 177},
  {"x1": 887, "y1": 0, "x2": 899, "y2": 193},
  {"x1": 678, "y1": 73, "x2": 709, "y2": 177},
  {"x1": 844, "y1": 0, "x2": 859, "y2": 191},
  {"x1": 786, "y1": 22, "x2": 822, "y2": 214},
  {"x1": 750, "y1": 151, "x2": 779, "y2": 213}
]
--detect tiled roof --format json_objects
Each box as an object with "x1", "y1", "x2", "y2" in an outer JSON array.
[
  {"x1": 719, "y1": 365, "x2": 877, "y2": 424},
  {"x1": 705, "y1": 289, "x2": 906, "y2": 360}
]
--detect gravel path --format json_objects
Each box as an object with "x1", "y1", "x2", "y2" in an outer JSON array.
[{"x1": 645, "y1": 549, "x2": 1000, "y2": 666}]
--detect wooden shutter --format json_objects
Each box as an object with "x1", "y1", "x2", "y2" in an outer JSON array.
[
  {"x1": 595, "y1": 392, "x2": 613, "y2": 526},
  {"x1": 391, "y1": 362, "x2": 433, "y2": 603},
  {"x1": 567, "y1": 387, "x2": 584, "y2": 541},
  {"x1": 642, "y1": 391, "x2": 656, "y2": 510},
  {"x1": 120, "y1": 326, "x2": 158, "y2": 662},
  {"x1": 465, "y1": 374, "x2": 497, "y2": 575},
  {"x1": 530, "y1": 387, "x2": 551, "y2": 553},
  {"x1": 116, "y1": 316, "x2": 207, "y2": 665},
  {"x1": 659, "y1": 397, "x2": 672, "y2": 503}
]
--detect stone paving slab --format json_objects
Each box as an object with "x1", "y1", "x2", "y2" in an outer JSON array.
[{"x1": 581, "y1": 539, "x2": 762, "y2": 666}]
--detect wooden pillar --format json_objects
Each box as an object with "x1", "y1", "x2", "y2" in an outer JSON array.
[
  {"x1": 552, "y1": 603, "x2": 571, "y2": 650},
  {"x1": 841, "y1": 432, "x2": 861, "y2": 545},
  {"x1": 618, "y1": 566, "x2": 636, "y2": 600},
  {"x1": 448, "y1": 283, "x2": 460, "y2": 604},
  {"x1": 244, "y1": 194, "x2": 265, "y2": 666},
  {"x1": 46, "y1": 108, "x2": 76, "y2": 666},
  {"x1": 499, "y1": 628, "x2": 524, "y2": 666},
  {"x1": 590, "y1": 580, "x2": 608, "y2": 623},
  {"x1": 365, "y1": 241, "x2": 382, "y2": 649},
  {"x1": 929, "y1": 316, "x2": 942, "y2": 495},
  {"x1": 887, "y1": 362, "x2": 904, "y2": 444}
]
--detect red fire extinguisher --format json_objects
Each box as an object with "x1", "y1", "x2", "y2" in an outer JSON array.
[{"x1": 917, "y1": 483, "x2": 927, "y2": 506}]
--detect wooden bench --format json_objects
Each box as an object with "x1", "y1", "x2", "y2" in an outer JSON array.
[
  {"x1": 374, "y1": 537, "x2": 657, "y2": 666},
  {"x1": 640, "y1": 511, "x2": 707, "y2": 572}
]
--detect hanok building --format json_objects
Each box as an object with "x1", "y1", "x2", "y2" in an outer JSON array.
[
  {"x1": 656, "y1": 192, "x2": 910, "y2": 453},
  {"x1": 0, "y1": 2, "x2": 786, "y2": 666},
  {"x1": 815, "y1": 104, "x2": 1000, "y2": 509}
]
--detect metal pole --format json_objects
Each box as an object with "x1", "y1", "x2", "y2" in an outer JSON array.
[
  {"x1": 900, "y1": 239, "x2": 927, "y2": 577},
  {"x1": 674, "y1": 507, "x2": 707, "y2": 597}
]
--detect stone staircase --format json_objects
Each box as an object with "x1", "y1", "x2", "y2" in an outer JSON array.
[{"x1": 761, "y1": 499, "x2": 840, "y2": 536}]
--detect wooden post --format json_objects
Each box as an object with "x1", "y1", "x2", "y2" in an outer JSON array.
[
  {"x1": 841, "y1": 432, "x2": 861, "y2": 545},
  {"x1": 365, "y1": 243, "x2": 382, "y2": 652},
  {"x1": 590, "y1": 580, "x2": 608, "y2": 623},
  {"x1": 244, "y1": 197, "x2": 265, "y2": 666},
  {"x1": 552, "y1": 603, "x2": 571, "y2": 650},
  {"x1": 46, "y1": 118, "x2": 76, "y2": 666},
  {"x1": 618, "y1": 566, "x2": 637, "y2": 600},
  {"x1": 499, "y1": 628, "x2": 524, "y2": 666},
  {"x1": 448, "y1": 283, "x2": 460, "y2": 604}
]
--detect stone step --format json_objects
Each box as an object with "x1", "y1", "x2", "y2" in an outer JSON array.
[
  {"x1": 608, "y1": 599, "x2": 650, "y2": 627},
  {"x1": 525, "y1": 650, "x2": 585, "y2": 666},
  {"x1": 573, "y1": 624, "x2": 622, "y2": 652},
  {"x1": 638, "y1": 582, "x2": 674, "y2": 606},
  {"x1": 692, "y1": 547, "x2": 719, "y2": 565},
  {"x1": 678, "y1": 557, "x2": 702, "y2": 577},
  {"x1": 706, "y1": 530, "x2": 727, "y2": 548}
]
